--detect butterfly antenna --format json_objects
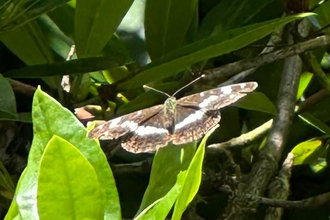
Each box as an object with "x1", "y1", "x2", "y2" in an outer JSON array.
[
  {"x1": 143, "y1": 85, "x2": 171, "y2": 98},
  {"x1": 172, "y1": 74, "x2": 206, "y2": 97}
]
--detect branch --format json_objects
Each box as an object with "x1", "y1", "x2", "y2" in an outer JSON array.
[
  {"x1": 224, "y1": 25, "x2": 304, "y2": 220},
  {"x1": 208, "y1": 120, "x2": 273, "y2": 151},
  {"x1": 246, "y1": 191, "x2": 330, "y2": 209},
  {"x1": 265, "y1": 153, "x2": 294, "y2": 220},
  {"x1": 203, "y1": 35, "x2": 330, "y2": 81}
]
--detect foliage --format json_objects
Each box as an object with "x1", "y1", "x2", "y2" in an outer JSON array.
[{"x1": 0, "y1": 0, "x2": 329, "y2": 220}]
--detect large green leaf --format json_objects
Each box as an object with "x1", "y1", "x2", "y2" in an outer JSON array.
[
  {"x1": 136, "y1": 171, "x2": 187, "y2": 220},
  {"x1": 136, "y1": 143, "x2": 196, "y2": 215},
  {"x1": 171, "y1": 125, "x2": 219, "y2": 220},
  {"x1": 145, "y1": 0, "x2": 199, "y2": 60},
  {"x1": 5, "y1": 87, "x2": 120, "y2": 220},
  {"x1": 0, "y1": 22, "x2": 52, "y2": 65},
  {"x1": 75, "y1": 0, "x2": 134, "y2": 57},
  {"x1": 234, "y1": 92, "x2": 277, "y2": 115},
  {"x1": 37, "y1": 135, "x2": 102, "y2": 220},
  {"x1": 118, "y1": 13, "x2": 314, "y2": 90}
]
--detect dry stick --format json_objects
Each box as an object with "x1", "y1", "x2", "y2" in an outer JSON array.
[{"x1": 202, "y1": 35, "x2": 330, "y2": 81}]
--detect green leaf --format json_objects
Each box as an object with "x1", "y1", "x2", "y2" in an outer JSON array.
[
  {"x1": 291, "y1": 139, "x2": 324, "y2": 165},
  {"x1": 145, "y1": 0, "x2": 199, "y2": 60},
  {"x1": 4, "y1": 57, "x2": 123, "y2": 78},
  {"x1": 314, "y1": 0, "x2": 330, "y2": 34},
  {"x1": 299, "y1": 112, "x2": 330, "y2": 136},
  {"x1": 137, "y1": 143, "x2": 196, "y2": 216},
  {"x1": 75, "y1": 0, "x2": 134, "y2": 57},
  {"x1": 0, "y1": 74, "x2": 17, "y2": 119},
  {"x1": 0, "y1": 0, "x2": 69, "y2": 33},
  {"x1": 172, "y1": 125, "x2": 219, "y2": 220},
  {"x1": 118, "y1": 13, "x2": 314, "y2": 90},
  {"x1": 234, "y1": 92, "x2": 276, "y2": 115},
  {"x1": 37, "y1": 135, "x2": 102, "y2": 220},
  {"x1": 297, "y1": 71, "x2": 313, "y2": 100},
  {"x1": 199, "y1": 0, "x2": 277, "y2": 37},
  {"x1": 136, "y1": 171, "x2": 187, "y2": 220},
  {"x1": 0, "y1": 21, "x2": 53, "y2": 65},
  {"x1": 6, "y1": 87, "x2": 120, "y2": 220}
]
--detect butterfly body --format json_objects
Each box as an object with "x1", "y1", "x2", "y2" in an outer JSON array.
[{"x1": 89, "y1": 82, "x2": 258, "y2": 153}]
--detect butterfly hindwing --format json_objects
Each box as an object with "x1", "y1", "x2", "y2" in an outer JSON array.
[
  {"x1": 88, "y1": 105, "x2": 163, "y2": 140},
  {"x1": 177, "y1": 82, "x2": 258, "y2": 110},
  {"x1": 172, "y1": 106, "x2": 220, "y2": 145},
  {"x1": 122, "y1": 111, "x2": 170, "y2": 153}
]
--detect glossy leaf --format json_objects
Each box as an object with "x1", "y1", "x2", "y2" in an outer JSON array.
[
  {"x1": 234, "y1": 92, "x2": 276, "y2": 115},
  {"x1": 37, "y1": 135, "x2": 102, "y2": 220},
  {"x1": 5, "y1": 87, "x2": 120, "y2": 220},
  {"x1": 291, "y1": 139, "x2": 324, "y2": 165},
  {"x1": 75, "y1": 0, "x2": 134, "y2": 57},
  {"x1": 136, "y1": 143, "x2": 196, "y2": 215},
  {"x1": 145, "y1": 0, "x2": 199, "y2": 60},
  {"x1": 136, "y1": 171, "x2": 187, "y2": 220},
  {"x1": 118, "y1": 13, "x2": 314, "y2": 90},
  {"x1": 172, "y1": 125, "x2": 219, "y2": 220}
]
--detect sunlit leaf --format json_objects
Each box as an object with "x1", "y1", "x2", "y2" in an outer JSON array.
[{"x1": 37, "y1": 135, "x2": 102, "y2": 220}]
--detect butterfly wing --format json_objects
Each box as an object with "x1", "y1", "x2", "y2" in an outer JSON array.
[
  {"x1": 172, "y1": 105, "x2": 220, "y2": 145},
  {"x1": 121, "y1": 111, "x2": 170, "y2": 153},
  {"x1": 88, "y1": 105, "x2": 164, "y2": 140},
  {"x1": 173, "y1": 82, "x2": 258, "y2": 145},
  {"x1": 177, "y1": 82, "x2": 258, "y2": 110}
]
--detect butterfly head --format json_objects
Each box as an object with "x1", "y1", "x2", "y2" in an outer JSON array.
[{"x1": 164, "y1": 97, "x2": 177, "y2": 114}]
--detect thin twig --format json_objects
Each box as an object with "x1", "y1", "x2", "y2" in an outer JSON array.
[
  {"x1": 300, "y1": 51, "x2": 330, "y2": 92},
  {"x1": 208, "y1": 120, "x2": 273, "y2": 151}
]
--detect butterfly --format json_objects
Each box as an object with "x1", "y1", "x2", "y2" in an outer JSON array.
[{"x1": 88, "y1": 81, "x2": 258, "y2": 153}]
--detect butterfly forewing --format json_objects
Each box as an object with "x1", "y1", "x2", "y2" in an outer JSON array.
[
  {"x1": 88, "y1": 105, "x2": 163, "y2": 140},
  {"x1": 177, "y1": 82, "x2": 258, "y2": 110},
  {"x1": 173, "y1": 106, "x2": 220, "y2": 145}
]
